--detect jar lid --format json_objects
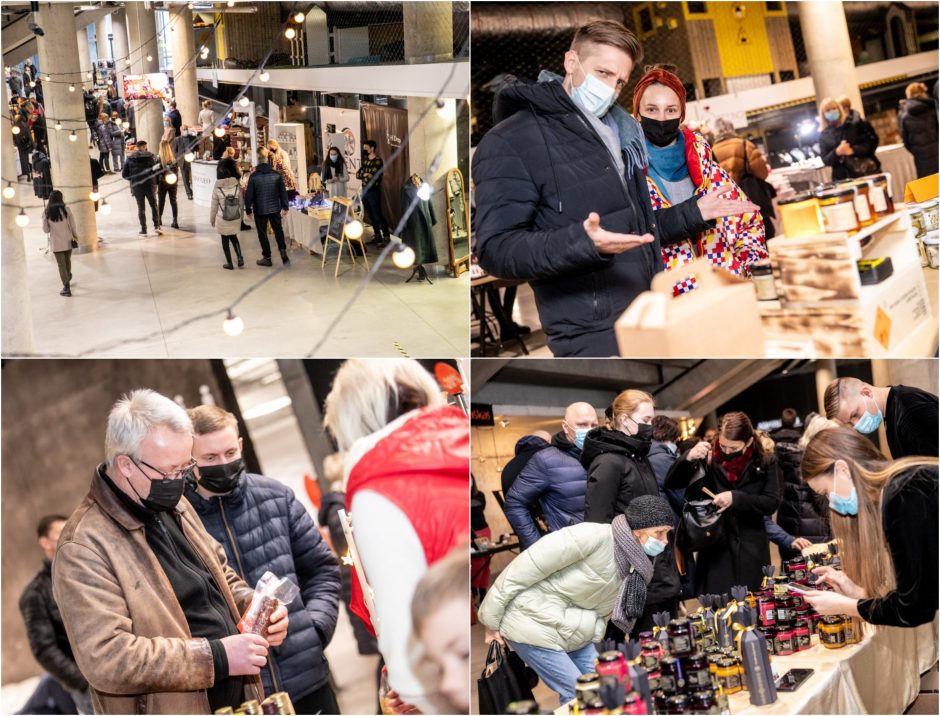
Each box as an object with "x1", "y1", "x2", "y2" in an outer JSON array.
[
  {"x1": 751, "y1": 261, "x2": 773, "y2": 276},
  {"x1": 669, "y1": 617, "x2": 690, "y2": 627},
  {"x1": 919, "y1": 198, "x2": 938, "y2": 209},
  {"x1": 816, "y1": 187, "x2": 855, "y2": 199},
  {"x1": 577, "y1": 672, "x2": 600, "y2": 684},
  {"x1": 822, "y1": 615, "x2": 843, "y2": 623},
  {"x1": 922, "y1": 230, "x2": 939, "y2": 244},
  {"x1": 598, "y1": 650, "x2": 622, "y2": 662},
  {"x1": 778, "y1": 192, "x2": 813, "y2": 205}
]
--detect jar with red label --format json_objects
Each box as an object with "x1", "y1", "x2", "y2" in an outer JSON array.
[
  {"x1": 647, "y1": 669, "x2": 662, "y2": 692},
  {"x1": 775, "y1": 596, "x2": 795, "y2": 625},
  {"x1": 757, "y1": 593, "x2": 776, "y2": 627},
  {"x1": 642, "y1": 642, "x2": 663, "y2": 671},
  {"x1": 638, "y1": 630, "x2": 655, "y2": 645},
  {"x1": 774, "y1": 626, "x2": 795, "y2": 655},
  {"x1": 785, "y1": 558, "x2": 808, "y2": 582},
  {"x1": 793, "y1": 619, "x2": 812, "y2": 651},
  {"x1": 623, "y1": 690, "x2": 646, "y2": 715},
  {"x1": 681, "y1": 653, "x2": 711, "y2": 690},
  {"x1": 659, "y1": 656, "x2": 684, "y2": 695},
  {"x1": 668, "y1": 618, "x2": 694, "y2": 658},
  {"x1": 596, "y1": 650, "x2": 631, "y2": 690}
]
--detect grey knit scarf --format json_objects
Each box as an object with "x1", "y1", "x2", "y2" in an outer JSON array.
[{"x1": 612, "y1": 514, "x2": 655, "y2": 634}]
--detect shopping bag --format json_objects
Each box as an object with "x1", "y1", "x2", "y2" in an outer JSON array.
[{"x1": 477, "y1": 641, "x2": 536, "y2": 714}]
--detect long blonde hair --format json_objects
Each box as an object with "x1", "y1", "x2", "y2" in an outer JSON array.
[
  {"x1": 159, "y1": 140, "x2": 176, "y2": 166},
  {"x1": 801, "y1": 427, "x2": 938, "y2": 608}
]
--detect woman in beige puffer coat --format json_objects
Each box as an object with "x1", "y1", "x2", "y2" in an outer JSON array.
[{"x1": 209, "y1": 162, "x2": 245, "y2": 269}]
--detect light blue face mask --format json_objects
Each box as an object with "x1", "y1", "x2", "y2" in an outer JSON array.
[
  {"x1": 573, "y1": 428, "x2": 590, "y2": 450},
  {"x1": 824, "y1": 110, "x2": 841, "y2": 123},
  {"x1": 853, "y1": 396, "x2": 883, "y2": 435},
  {"x1": 571, "y1": 56, "x2": 616, "y2": 118},
  {"x1": 643, "y1": 537, "x2": 667, "y2": 557},
  {"x1": 829, "y1": 470, "x2": 858, "y2": 516}
]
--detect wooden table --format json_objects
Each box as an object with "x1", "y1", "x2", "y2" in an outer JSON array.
[{"x1": 470, "y1": 274, "x2": 530, "y2": 356}]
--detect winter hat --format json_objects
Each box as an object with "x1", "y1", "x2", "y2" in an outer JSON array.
[
  {"x1": 625, "y1": 495, "x2": 674, "y2": 530},
  {"x1": 632, "y1": 66, "x2": 687, "y2": 122}
]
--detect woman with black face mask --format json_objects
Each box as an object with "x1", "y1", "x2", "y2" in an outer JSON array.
[
  {"x1": 665, "y1": 411, "x2": 781, "y2": 596},
  {"x1": 633, "y1": 65, "x2": 768, "y2": 296},
  {"x1": 581, "y1": 389, "x2": 681, "y2": 637}
]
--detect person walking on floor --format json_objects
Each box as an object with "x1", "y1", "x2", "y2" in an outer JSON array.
[
  {"x1": 122, "y1": 139, "x2": 163, "y2": 237},
  {"x1": 42, "y1": 190, "x2": 78, "y2": 297},
  {"x1": 108, "y1": 113, "x2": 126, "y2": 172},
  {"x1": 95, "y1": 113, "x2": 113, "y2": 173},
  {"x1": 356, "y1": 139, "x2": 391, "y2": 246},
  {"x1": 210, "y1": 161, "x2": 246, "y2": 270},
  {"x1": 245, "y1": 149, "x2": 290, "y2": 266},
  {"x1": 173, "y1": 126, "x2": 197, "y2": 200},
  {"x1": 157, "y1": 138, "x2": 180, "y2": 229}
]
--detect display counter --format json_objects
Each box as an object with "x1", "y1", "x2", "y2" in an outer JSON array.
[
  {"x1": 191, "y1": 160, "x2": 218, "y2": 208},
  {"x1": 283, "y1": 207, "x2": 330, "y2": 255},
  {"x1": 554, "y1": 617, "x2": 937, "y2": 716}
]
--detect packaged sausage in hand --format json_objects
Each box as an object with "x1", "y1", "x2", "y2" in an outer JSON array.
[{"x1": 237, "y1": 571, "x2": 300, "y2": 638}]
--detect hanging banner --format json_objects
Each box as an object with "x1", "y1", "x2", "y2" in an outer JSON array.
[
  {"x1": 319, "y1": 106, "x2": 361, "y2": 195},
  {"x1": 360, "y1": 102, "x2": 409, "y2": 230}
]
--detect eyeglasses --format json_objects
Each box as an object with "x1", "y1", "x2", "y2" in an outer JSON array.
[{"x1": 129, "y1": 456, "x2": 197, "y2": 481}]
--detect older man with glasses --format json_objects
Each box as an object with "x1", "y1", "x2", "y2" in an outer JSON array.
[{"x1": 52, "y1": 389, "x2": 290, "y2": 715}]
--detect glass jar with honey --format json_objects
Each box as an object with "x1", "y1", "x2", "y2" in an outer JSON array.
[
  {"x1": 816, "y1": 187, "x2": 860, "y2": 234},
  {"x1": 820, "y1": 616, "x2": 846, "y2": 649}
]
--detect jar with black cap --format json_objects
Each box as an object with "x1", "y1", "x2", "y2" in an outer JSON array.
[
  {"x1": 683, "y1": 652, "x2": 712, "y2": 690},
  {"x1": 690, "y1": 689, "x2": 720, "y2": 715},
  {"x1": 668, "y1": 617, "x2": 694, "y2": 657},
  {"x1": 666, "y1": 693, "x2": 691, "y2": 715},
  {"x1": 659, "y1": 656, "x2": 685, "y2": 695}
]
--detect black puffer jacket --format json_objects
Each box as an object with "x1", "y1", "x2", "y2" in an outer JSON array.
[
  {"x1": 121, "y1": 149, "x2": 160, "y2": 194},
  {"x1": 899, "y1": 97, "x2": 939, "y2": 179},
  {"x1": 581, "y1": 427, "x2": 681, "y2": 605},
  {"x1": 19, "y1": 560, "x2": 88, "y2": 692},
  {"x1": 819, "y1": 116, "x2": 881, "y2": 181},
  {"x1": 473, "y1": 74, "x2": 709, "y2": 357},
  {"x1": 185, "y1": 473, "x2": 341, "y2": 702},
  {"x1": 245, "y1": 163, "x2": 289, "y2": 216},
  {"x1": 774, "y1": 441, "x2": 830, "y2": 560}
]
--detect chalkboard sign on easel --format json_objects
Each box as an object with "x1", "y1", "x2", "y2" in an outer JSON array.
[
  {"x1": 326, "y1": 196, "x2": 351, "y2": 244},
  {"x1": 321, "y1": 196, "x2": 369, "y2": 277}
]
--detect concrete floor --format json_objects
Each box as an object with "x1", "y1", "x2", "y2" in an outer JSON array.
[{"x1": 10, "y1": 170, "x2": 469, "y2": 358}]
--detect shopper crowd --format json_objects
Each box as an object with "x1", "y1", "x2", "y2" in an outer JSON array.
[
  {"x1": 478, "y1": 377, "x2": 938, "y2": 705},
  {"x1": 18, "y1": 358, "x2": 470, "y2": 715}
]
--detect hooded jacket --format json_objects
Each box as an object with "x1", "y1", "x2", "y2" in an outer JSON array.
[
  {"x1": 473, "y1": 73, "x2": 710, "y2": 357},
  {"x1": 478, "y1": 522, "x2": 620, "y2": 652},
  {"x1": 899, "y1": 97, "x2": 939, "y2": 179},
  {"x1": 501, "y1": 434, "x2": 551, "y2": 496},
  {"x1": 647, "y1": 127, "x2": 768, "y2": 294},
  {"x1": 185, "y1": 472, "x2": 341, "y2": 703},
  {"x1": 504, "y1": 430, "x2": 587, "y2": 549},
  {"x1": 581, "y1": 427, "x2": 681, "y2": 606},
  {"x1": 122, "y1": 150, "x2": 160, "y2": 194}
]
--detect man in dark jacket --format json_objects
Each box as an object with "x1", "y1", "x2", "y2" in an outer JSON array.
[
  {"x1": 504, "y1": 403, "x2": 597, "y2": 548},
  {"x1": 245, "y1": 152, "x2": 290, "y2": 266},
  {"x1": 185, "y1": 405, "x2": 342, "y2": 714},
  {"x1": 824, "y1": 377, "x2": 938, "y2": 459},
  {"x1": 472, "y1": 20, "x2": 756, "y2": 356},
  {"x1": 19, "y1": 515, "x2": 91, "y2": 714},
  {"x1": 501, "y1": 432, "x2": 552, "y2": 496},
  {"x1": 122, "y1": 139, "x2": 162, "y2": 236},
  {"x1": 769, "y1": 408, "x2": 802, "y2": 445},
  {"x1": 899, "y1": 87, "x2": 939, "y2": 179},
  {"x1": 172, "y1": 126, "x2": 197, "y2": 200},
  {"x1": 165, "y1": 101, "x2": 182, "y2": 137}
]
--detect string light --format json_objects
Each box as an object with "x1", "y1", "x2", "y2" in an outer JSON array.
[
  {"x1": 223, "y1": 311, "x2": 244, "y2": 336},
  {"x1": 214, "y1": 126, "x2": 225, "y2": 137},
  {"x1": 238, "y1": 96, "x2": 250, "y2": 107},
  {"x1": 226, "y1": 0, "x2": 235, "y2": 6},
  {"x1": 44, "y1": 74, "x2": 51, "y2": 81},
  {"x1": 125, "y1": 58, "x2": 131, "y2": 66},
  {"x1": 417, "y1": 182, "x2": 432, "y2": 200},
  {"x1": 15, "y1": 208, "x2": 29, "y2": 227},
  {"x1": 259, "y1": 71, "x2": 270, "y2": 82},
  {"x1": 3, "y1": 182, "x2": 15, "y2": 199},
  {"x1": 435, "y1": 99, "x2": 454, "y2": 120},
  {"x1": 184, "y1": 151, "x2": 195, "y2": 162},
  {"x1": 86, "y1": 71, "x2": 92, "y2": 79},
  {"x1": 345, "y1": 220, "x2": 364, "y2": 240},
  {"x1": 285, "y1": 27, "x2": 296, "y2": 40},
  {"x1": 146, "y1": 54, "x2": 153, "y2": 62},
  {"x1": 122, "y1": 120, "x2": 130, "y2": 129},
  {"x1": 69, "y1": 131, "x2": 78, "y2": 142},
  {"x1": 11, "y1": 125, "x2": 20, "y2": 135},
  {"x1": 54, "y1": 121, "x2": 62, "y2": 131},
  {"x1": 29, "y1": 81, "x2": 36, "y2": 89},
  {"x1": 89, "y1": 190, "x2": 101, "y2": 201},
  {"x1": 69, "y1": 84, "x2": 75, "y2": 92},
  {"x1": 99, "y1": 199, "x2": 112, "y2": 215},
  {"x1": 165, "y1": 172, "x2": 177, "y2": 185},
  {"x1": 294, "y1": 11, "x2": 305, "y2": 22},
  {"x1": 392, "y1": 243, "x2": 416, "y2": 269}
]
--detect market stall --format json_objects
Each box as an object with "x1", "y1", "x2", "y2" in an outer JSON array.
[{"x1": 191, "y1": 159, "x2": 218, "y2": 208}]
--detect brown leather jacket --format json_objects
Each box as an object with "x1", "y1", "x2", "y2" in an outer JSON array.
[
  {"x1": 52, "y1": 469, "x2": 264, "y2": 714},
  {"x1": 711, "y1": 135, "x2": 769, "y2": 185}
]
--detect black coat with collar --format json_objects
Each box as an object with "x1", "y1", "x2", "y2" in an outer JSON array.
[
  {"x1": 472, "y1": 75, "x2": 709, "y2": 357},
  {"x1": 666, "y1": 448, "x2": 780, "y2": 595}
]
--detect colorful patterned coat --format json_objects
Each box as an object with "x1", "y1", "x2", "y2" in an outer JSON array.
[{"x1": 646, "y1": 127, "x2": 767, "y2": 294}]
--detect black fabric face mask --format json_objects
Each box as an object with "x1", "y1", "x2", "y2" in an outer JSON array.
[
  {"x1": 640, "y1": 115, "x2": 681, "y2": 147},
  {"x1": 197, "y1": 458, "x2": 246, "y2": 494},
  {"x1": 142, "y1": 477, "x2": 187, "y2": 511}
]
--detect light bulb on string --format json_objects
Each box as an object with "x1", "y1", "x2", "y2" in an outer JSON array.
[
  {"x1": 392, "y1": 243, "x2": 416, "y2": 269},
  {"x1": 29, "y1": 81, "x2": 36, "y2": 89},
  {"x1": 226, "y1": 0, "x2": 235, "y2": 6},
  {"x1": 86, "y1": 71, "x2": 92, "y2": 79},
  {"x1": 238, "y1": 96, "x2": 250, "y2": 107},
  {"x1": 11, "y1": 125, "x2": 20, "y2": 135},
  {"x1": 54, "y1": 121, "x2": 62, "y2": 131},
  {"x1": 184, "y1": 151, "x2": 195, "y2": 162},
  {"x1": 214, "y1": 126, "x2": 225, "y2": 137},
  {"x1": 107, "y1": 78, "x2": 113, "y2": 85},
  {"x1": 435, "y1": 99, "x2": 453, "y2": 119},
  {"x1": 125, "y1": 58, "x2": 131, "y2": 66},
  {"x1": 417, "y1": 182, "x2": 432, "y2": 200},
  {"x1": 69, "y1": 84, "x2": 75, "y2": 92},
  {"x1": 122, "y1": 120, "x2": 130, "y2": 129},
  {"x1": 15, "y1": 208, "x2": 29, "y2": 227},
  {"x1": 294, "y1": 11, "x2": 305, "y2": 22},
  {"x1": 89, "y1": 189, "x2": 100, "y2": 201},
  {"x1": 345, "y1": 220, "x2": 363, "y2": 240},
  {"x1": 223, "y1": 311, "x2": 244, "y2": 336},
  {"x1": 259, "y1": 71, "x2": 270, "y2": 82},
  {"x1": 285, "y1": 27, "x2": 296, "y2": 40},
  {"x1": 165, "y1": 172, "x2": 177, "y2": 185},
  {"x1": 3, "y1": 182, "x2": 16, "y2": 199},
  {"x1": 69, "y1": 131, "x2": 78, "y2": 142},
  {"x1": 146, "y1": 54, "x2": 153, "y2": 62},
  {"x1": 99, "y1": 199, "x2": 112, "y2": 215},
  {"x1": 44, "y1": 74, "x2": 50, "y2": 81}
]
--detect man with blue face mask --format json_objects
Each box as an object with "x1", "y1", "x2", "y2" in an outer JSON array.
[
  {"x1": 473, "y1": 20, "x2": 756, "y2": 357},
  {"x1": 824, "y1": 377, "x2": 938, "y2": 459},
  {"x1": 504, "y1": 402, "x2": 598, "y2": 548}
]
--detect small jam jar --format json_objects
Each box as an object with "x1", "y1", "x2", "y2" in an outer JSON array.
[
  {"x1": 775, "y1": 596, "x2": 795, "y2": 624},
  {"x1": 816, "y1": 186, "x2": 861, "y2": 234},
  {"x1": 774, "y1": 626, "x2": 795, "y2": 655},
  {"x1": 638, "y1": 630, "x2": 655, "y2": 645},
  {"x1": 751, "y1": 260, "x2": 777, "y2": 301},
  {"x1": 575, "y1": 672, "x2": 601, "y2": 708},
  {"x1": 623, "y1": 690, "x2": 646, "y2": 715},
  {"x1": 793, "y1": 618, "x2": 812, "y2": 651},
  {"x1": 843, "y1": 616, "x2": 861, "y2": 645},
  {"x1": 653, "y1": 689, "x2": 669, "y2": 714},
  {"x1": 773, "y1": 576, "x2": 790, "y2": 599},
  {"x1": 716, "y1": 658, "x2": 742, "y2": 694},
  {"x1": 596, "y1": 650, "x2": 630, "y2": 689},
  {"x1": 820, "y1": 616, "x2": 846, "y2": 649},
  {"x1": 869, "y1": 173, "x2": 895, "y2": 215},
  {"x1": 642, "y1": 641, "x2": 663, "y2": 671},
  {"x1": 666, "y1": 694, "x2": 690, "y2": 715},
  {"x1": 785, "y1": 557, "x2": 808, "y2": 582},
  {"x1": 757, "y1": 592, "x2": 776, "y2": 627},
  {"x1": 647, "y1": 668, "x2": 662, "y2": 692},
  {"x1": 659, "y1": 656, "x2": 684, "y2": 695},
  {"x1": 682, "y1": 652, "x2": 711, "y2": 690},
  {"x1": 668, "y1": 618, "x2": 694, "y2": 658},
  {"x1": 690, "y1": 689, "x2": 720, "y2": 715}
]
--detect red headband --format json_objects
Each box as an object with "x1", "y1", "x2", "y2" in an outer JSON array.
[{"x1": 632, "y1": 68, "x2": 687, "y2": 122}]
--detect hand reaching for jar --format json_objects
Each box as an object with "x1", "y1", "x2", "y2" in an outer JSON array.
[{"x1": 812, "y1": 566, "x2": 868, "y2": 599}]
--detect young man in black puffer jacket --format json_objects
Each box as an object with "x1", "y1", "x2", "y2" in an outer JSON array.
[
  {"x1": 185, "y1": 406, "x2": 342, "y2": 715},
  {"x1": 473, "y1": 20, "x2": 757, "y2": 357},
  {"x1": 122, "y1": 139, "x2": 162, "y2": 236},
  {"x1": 245, "y1": 150, "x2": 290, "y2": 266}
]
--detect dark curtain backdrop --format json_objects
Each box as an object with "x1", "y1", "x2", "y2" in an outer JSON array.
[{"x1": 360, "y1": 103, "x2": 410, "y2": 231}]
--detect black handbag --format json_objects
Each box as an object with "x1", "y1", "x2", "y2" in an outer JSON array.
[
  {"x1": 477, "y1": 641, "x2": 536, "y2": 714},
  {"x1": 680, "y1": 462, "x2": 725, "y2": 552}
]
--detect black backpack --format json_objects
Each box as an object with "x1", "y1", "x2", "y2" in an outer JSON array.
[{"x1": 736, "y1": 139, "x2": 777, "y2": 239}]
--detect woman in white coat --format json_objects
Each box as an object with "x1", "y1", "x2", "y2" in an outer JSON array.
[{"x1": 480, "y1": 495, "x2": 674, "y2": 705}]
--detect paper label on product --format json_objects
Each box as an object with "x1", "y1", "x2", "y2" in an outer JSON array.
[
  {"x1": 853, "y1": 195, "x2": 872, "y2": 222},
  {"x1": 874, "y1": 306, "x2": 892, "y2": 349},
  {"x1": 821, "y1": 202, "x2": 858, "y2": 233},
  {"x1": 870, "y1": 186, "x2": 888, "y2": 213}
]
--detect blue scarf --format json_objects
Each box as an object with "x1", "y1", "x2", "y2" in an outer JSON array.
[{"x1": 646, "y1": 132, "x2": 689, "y2": 203}]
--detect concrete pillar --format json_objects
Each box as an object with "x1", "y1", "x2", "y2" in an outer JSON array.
[
  {"x1": 76, "y1": 25, "x2": 92, "y2": 83},
  {"x1": 125, "y1": 2, "x2": 164, "y2": 147},
  {"x1": 36, "y1": 2, "x2": 97, "y2": 251},
  {"x1": 1, "y1": 81, "x2": 35, "y2": 355},
  {"x1": 112, "y1": 9, "x2": 129, "y2": 97},
  {"x1": 95, "y1": 15, "x2": 111, "y2": 62},
  {"x1": 797, "y1": 1, "x2": 865, "y2": 117},
  {"x1": 814, "y1": 359, "x2": 837, "y2": 416},
  {"x1": 168, "y1": 6, "x2": 198, "y2": 128}
]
